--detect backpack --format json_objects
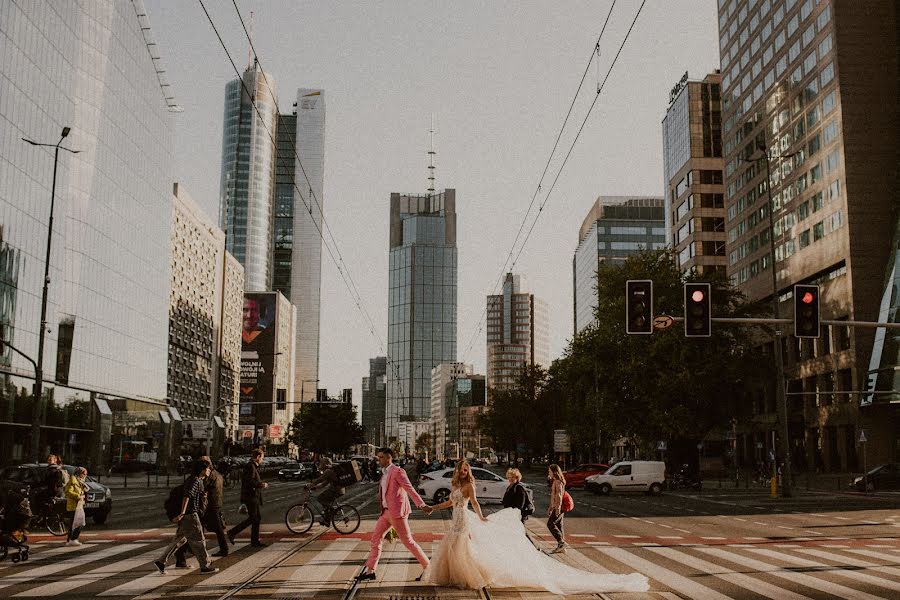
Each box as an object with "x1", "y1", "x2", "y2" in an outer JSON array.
[
  {"x1": 164, "y1": 483, "x2": 184, "y2": 521},
  {"x1": 519, "y1": 483, "x2": 535, "y2": 517},
  {"x1": 561, "y1": 491, "x2": 574, "y2": 513}
]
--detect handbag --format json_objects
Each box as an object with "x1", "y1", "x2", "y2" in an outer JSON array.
[{"x1": 72, "y1": 499, "x2": 86, "y2": 529}]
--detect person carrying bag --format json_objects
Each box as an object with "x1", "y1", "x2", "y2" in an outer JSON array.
[{"x1": 64, "y1": 467, "x2": 88, "y2": 547}]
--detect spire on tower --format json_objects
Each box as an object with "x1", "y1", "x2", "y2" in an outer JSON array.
[
  {"x1": 247, "y1": 11, "x2": 256, "y2": 70},
  {"x1": 427, "y1": 114, "x2": 436, "y2": 193}
]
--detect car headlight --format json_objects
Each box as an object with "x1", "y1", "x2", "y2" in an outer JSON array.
[{"x1": 105, "y1": 488, "x2": 111, "y2": 498}]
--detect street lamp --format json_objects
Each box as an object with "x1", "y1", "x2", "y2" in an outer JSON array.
[
  {"x1": 742, "y1": 141, "x2": 799, "y2": 498},
  {"x1": 22, "y1": 128, "x2": 80, "y2": 463}
]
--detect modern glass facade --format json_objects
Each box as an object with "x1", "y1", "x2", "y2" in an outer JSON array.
[
  {"x1": 572, "y1": 197, "x2": 666, "y2": 334},
  {"x1": 864, "y1": 208, "x2": 900, "y2": 406},
  {"x1": 386, "y1": 191, "x2": 457, "y2": 440},
  {"x1": 0, "y1": 0, "x2": 175, "y2": 465},
  {"x1": 273, "y1": 114, "x2": 296, "y2": 297},
  {"x1": 219, "y1": 64, "x2": 277, "y2": 292},
  {"x1": 361, "y1": 356, "x2": 387, "y2": 447}
]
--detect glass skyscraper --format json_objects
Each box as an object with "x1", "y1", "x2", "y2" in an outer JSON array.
[
  {"x1": 386, "y1": 191, "x2": 457, "y2": 440},
  {"x1": 219, "y1": 62, "x2": 278, "y2": 292}
]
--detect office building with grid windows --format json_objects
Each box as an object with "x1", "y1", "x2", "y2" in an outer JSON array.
[{"x1": 717, "y1": 0, "x2": 898, "y2": 469}]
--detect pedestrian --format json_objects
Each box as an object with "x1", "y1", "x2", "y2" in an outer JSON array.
[
  {"x1": 154, "y1": 459, "x2": 218, "y2": 575},
  {"x1": 64, "y1": 466, "x2": 87, "y2": 546},
  {"x1": 501, "y1": 468, "x2": 534, "y2": 522},
  {"x1": 174, "y1": 455, "x2": 227, "y2": 566},
  {"x1": 306, "y1": 457, "x2": 345, "y2": 526},
  {"x1": 42, "y1": 454, "x2": 67, "y2": 512},
  {"x1": 546, "y1": 464, "x2": 568, "y2": 554},
  {"x1": 227, "y1": 449, "x2": 268, "y2": 547}
]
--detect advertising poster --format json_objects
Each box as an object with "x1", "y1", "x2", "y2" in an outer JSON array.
[{"x1": 240, "y1": 293, "x2": 277, "y2": 426}]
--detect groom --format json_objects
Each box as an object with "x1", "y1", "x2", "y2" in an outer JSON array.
[{"x1": 357, "y1": 447, "x2": 432, "y2": 581}]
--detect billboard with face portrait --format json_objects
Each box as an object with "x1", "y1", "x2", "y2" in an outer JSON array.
[{"x1": 240, "y1": 293, "x2": 277, "y2": 426}]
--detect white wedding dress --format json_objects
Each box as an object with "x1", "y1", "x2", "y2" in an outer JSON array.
[{"x1": 423, "y1": 488, "x2": 648, "y2": 594}]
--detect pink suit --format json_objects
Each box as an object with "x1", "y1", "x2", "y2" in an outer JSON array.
[{"x1": 365, "y1": 465, "x2": 430, "y2": 572}]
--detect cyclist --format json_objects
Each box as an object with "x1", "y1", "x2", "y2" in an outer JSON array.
[{"x1": 305, "y1": 457, "x2": 345, "y2": 526}]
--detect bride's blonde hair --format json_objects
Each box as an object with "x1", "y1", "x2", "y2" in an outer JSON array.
[{"x1": 451, "y1": 460, "x2": 475, "y2": 488}]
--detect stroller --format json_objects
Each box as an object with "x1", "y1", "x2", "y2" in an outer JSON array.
[{"x1": 0, "y1": 490, "x2": 32, "y2": 563}]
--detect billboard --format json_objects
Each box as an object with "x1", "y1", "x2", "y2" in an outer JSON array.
[{"x1": 240, "y1": 293, "x2": 277, "y2": 425}]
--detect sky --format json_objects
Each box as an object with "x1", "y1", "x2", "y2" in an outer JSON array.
[{"x1": 144, "y1": 0, "x2": 721, "y2": 410}]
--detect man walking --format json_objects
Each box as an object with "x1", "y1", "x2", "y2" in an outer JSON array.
[
  {"x1": 154, "y1": 460, "x2": 218, "y2": 575},
  {"x1": 357, "y1": 447, "x2": 431, "y2": 581},
  {"x1": 227, "y1": 449, "x2": 268, "y2": 547},
  {"x1": 174, "y1": 455, "x2": 228, "y2": 566}
]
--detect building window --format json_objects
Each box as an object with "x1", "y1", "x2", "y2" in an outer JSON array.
[{"x1": 820, "y1": 62, "x2": 834, "y2": 86}]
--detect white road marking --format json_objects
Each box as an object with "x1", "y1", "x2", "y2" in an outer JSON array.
[{"x1": 597, "y1": 547, "x2": 731, "y2": 600}]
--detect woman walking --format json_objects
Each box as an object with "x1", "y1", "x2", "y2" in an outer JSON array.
[
  {"x1": 546, "y1": 464, "x2": 567, "y2": 553},
  {"x1": 64, "y1": 467, "x2": 88, "y2": 546}
]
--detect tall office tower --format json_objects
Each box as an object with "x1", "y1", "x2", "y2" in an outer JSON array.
[
  {"x1": 362, "y1": 357, "x2": 387, "y2": 446},
  {"x1": 385, "y1": 191, "x2": 458, "y2": 440},
  {"x1": 486, "y1": 273, "x2": 550, "y2": 393},
  {"x1": 219, "y1": 61, "x2": 278, "y2": 292},
  {"x1": 864, "y1": 209, "x2": 900, "y2": 408},
  {"x1": 430, "y1": 362, "x2": 473, "y2": 458},
  {"x1": 573, "y1": 197, "x2": 666, "y2": 334},
  {"x1": 0, "y1": 1, "x2": 179, "y2": 467},
  {"x1": 662, "y1": 71, "x2": 728, "y2": 275},
  {"x1": 717, "y1": 0, "x2": 898, "y2": 468}
]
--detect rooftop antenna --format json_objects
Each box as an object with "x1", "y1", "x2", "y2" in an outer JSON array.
[
  {"x1": 247, "y1": 11, "x2": 255, "y2": 69},
  {"x1": 427, "y1": 114, "x2": 436, "y2": 193}
]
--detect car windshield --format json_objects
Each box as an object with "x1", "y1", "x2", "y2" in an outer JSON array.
[{"x1": 285, "y1": 463, "x2": 301, "y2": 469}]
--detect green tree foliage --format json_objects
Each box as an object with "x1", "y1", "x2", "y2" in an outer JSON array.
[
  {"x1": 415, "y1": 431, "x2": 432, "y2": 455},
  {"x1": 288, "y1": 402, "x2": 364, "y2": 455}
]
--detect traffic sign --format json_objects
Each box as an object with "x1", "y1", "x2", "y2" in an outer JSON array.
[
  {"x1": 858, "y1": 429, "x2": 867, "y2": 444},
  {"x1": 653, "y1": 315, "x2": 675, "y2": 330},
  {"x1": 657, "y1": 441, "x2": 667, "y2": 451}
]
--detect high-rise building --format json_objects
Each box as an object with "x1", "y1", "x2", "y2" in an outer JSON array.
[
  {"x1": 430, "y1": 362, "x2": 473, "y2": 458},
  {"x1": 0, "y1": 0, "x2": 178, "y2": 468},
  {"x1": 443, "y1": 374, "x2": 486, "y2": 459},
  {"x1": 662, "y1": 71, "x2": 727, "y2": 275},
  {"x1": 486, "y1": 273, "x2": 549, "y2": 393},
  {"x1": 273, "y1": 89, "x2": 325, "y2": 404},
  {"x1": 717, "y1": 0, "x2": 898, "y2": 468},
  {"x1": 385, "y1": 191, "x2": 458, "y2": 440},
  {"x1": 362, "y1": 356, "x2": 387, "y2": 446},
  {"x1": 573, "y1": 197, "x2": 666, "y2": 334},
  {"x1": 864, "y1": 209, "x2": 900, "y2": 407},
  {"x1": 220, "y1": 62, "x2": 278, "y2": 292},
  {"x1": 169, "y1": 184, "x2": 244, "y2": 448}
]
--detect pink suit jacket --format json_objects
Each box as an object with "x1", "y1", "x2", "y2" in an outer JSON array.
[{"x1": 378, "y1": 465, "x2": 425, "y2": 518}]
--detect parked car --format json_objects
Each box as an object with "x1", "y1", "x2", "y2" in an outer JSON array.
[
  {"x1": 562, "y1": 463, "x2": 609, "y2": 489},
  {"x1": 585, "y1": 460, "x2": 665, "y2": 496},
  {"x1": 301, "y1": 462, "x2": 319, "y2": 480},
  {"x1": 278, "y1": 462, "x2": 306, "y2": 481},
  {"x1": 417, "y1": 467, "x2": 510, "y2": 504},
  {"x1": 851, "y1": 463, "x2": 900, "y2": 492},
  {"x1": 0, "y1": 464, "x2": 113, "y2": 524}
]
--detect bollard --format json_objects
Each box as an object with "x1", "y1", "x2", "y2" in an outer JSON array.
[
  {"x1": 147, "y1": 471, "x2": 150, "y2": 487},
  {"x1": 124, "y1": 471, "x2": 128, "y2": 489}
]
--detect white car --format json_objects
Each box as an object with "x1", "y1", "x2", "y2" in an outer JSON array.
[{"x1": 417, "y1": 467, "x2": 509, "y2": 504}]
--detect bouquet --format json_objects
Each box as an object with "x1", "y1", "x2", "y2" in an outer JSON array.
[{"x1": 384, "y1": 527, "x2": 399, "y2": 543}]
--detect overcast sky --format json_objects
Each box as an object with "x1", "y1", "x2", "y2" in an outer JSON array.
[{"x1": 144, "y1": 0, "x2": 720, "y2": 409}]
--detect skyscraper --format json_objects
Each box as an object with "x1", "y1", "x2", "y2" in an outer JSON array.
[
  {"x1": 572, "y1": 197, "x2": 666, "y2": 334},
  {"x1": 362, "y1": 356, "x2": 387, "y2": 446},
  {"x1": 385, "y1": 191, "x2": 458, "y2": 440},
  {"x1": 272, "y1": 89, "x2": 325, "y2": 404},
  {"x1": 219, "y1": 62, "x2": 278, "y2": 292},
  {"x1": 717, "y1": 0, "x2": 898, "y2": 469},
  {"x1": 486, "y1": 273, "x2": 549, "y2": 393},
  {"x1": 662, "y1": 71, "x2": 727, "y2": 275}
]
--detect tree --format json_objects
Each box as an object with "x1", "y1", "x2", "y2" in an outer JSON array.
[
  {"x1": 288, "y1": 402, "x2": 364, "y2": 455},
  {"x1": 415, "y1": 431, "x2": 432, "y2": 457}
]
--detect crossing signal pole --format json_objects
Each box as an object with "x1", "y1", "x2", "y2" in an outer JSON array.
[
  {"x1": 625, "y1": 280, "x2": 653, "y2": 335},
  {"x1": 684, "y1": 283, "x2": 711, "y2": 337}
]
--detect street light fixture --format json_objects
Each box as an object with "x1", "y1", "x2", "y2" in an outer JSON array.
[
  {"x1": 22, "y1": 128, "x2": 80, "y2": 463},
  {"x1": 742, "y1": 141, "x2": 799, "y2": 498}
]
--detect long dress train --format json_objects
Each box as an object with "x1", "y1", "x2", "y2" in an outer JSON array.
[{"x1": 423, "y1": 488, "x2": 649, "y2": 595}]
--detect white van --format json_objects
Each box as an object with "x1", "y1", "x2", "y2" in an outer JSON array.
[{"x1": 585, "y1": 461, "x2": 666, "y2": 496}]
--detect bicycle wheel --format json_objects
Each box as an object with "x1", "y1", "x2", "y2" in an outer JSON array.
[
  {"x1": 331, "y1": 504, "x2": 360, "y2": 534},
  {"x1": 285, "y1": 503, "x2": 314, "y2": 534},
  {"x1": 46, "y1": 514, "x2": 67, "y2": 537}
]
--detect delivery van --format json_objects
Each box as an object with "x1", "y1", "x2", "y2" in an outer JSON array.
[{"x1": 584, "y1": 460, "x2": 666, "y2": 496}]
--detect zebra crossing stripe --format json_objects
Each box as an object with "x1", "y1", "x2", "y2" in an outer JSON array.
[
  {"x1": 0, "y1": 544, "x2": 97, "y2": 573},
  {"x1": 595, "y1": 547, "x2": 732, "y2": 600},
  {"x1": 273, "y1": 538, "x2": 360, "y2": 596},
  {"x1": 197, "y1": 541, "x2": 294, "y2": 587},
  {"x1": 749, "y1": 547, "x2": 900, "y2": 595},
  {"x1": 555, "y1": 545, "x2": 614, "y2": 574},
  {"x1": 646, "y1": 546, "x2": 810, "y2": 600},
  {"x1": 0, "y1": 544, "x2": 147, "y2": 592},
  {"x1": 15, "y1": 546, "x2": 161, "y2": 597},
  {"x1": 696, "y1": 546, "x2": 883, "y2": 600},
  {"x1": 374, "y1": 540, "x2": 422, "y2": 583},
  {"x1": 789, "y1": 547, "x2": 900, "y2": 587}
]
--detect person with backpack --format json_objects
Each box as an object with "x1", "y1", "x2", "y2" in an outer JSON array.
[
  {"x1": 154, "y1": 459, "x2": 218, "y2": 575},
  {"x1": 546, "y1": 464, "x2": 571, "y2": 554},
  {"x1": 173, "y1": 455, "x2": 225, "y2": 566},
  {"x1": 501, "y1": 468, "x2": 534, "y2": 522}
]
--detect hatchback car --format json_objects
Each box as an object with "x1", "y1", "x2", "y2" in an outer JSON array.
[
  {"x1": 278, "y1": 462, "x2": 306, "y2": 481},
  {"x1": 562, "y1": 463, "x2": 609, "y2": 489},
  {"x1": 851, "y1": 463, "x2": 900, "y2": 492},
  {"x1": 0, "y1": 464, "x2": 112, "y2": 524},
  {"x1": 417, "y1": 467, "x2": 510, "y2": 504}
]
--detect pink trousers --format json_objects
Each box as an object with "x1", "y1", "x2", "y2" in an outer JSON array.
[{"x1": 365, "y1": 510, "x2": 429, "y2": 571}]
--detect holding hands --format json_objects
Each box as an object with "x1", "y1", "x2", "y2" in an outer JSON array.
[{"x1": 421, "y1": 505, "x2": 434, "y2": 516}]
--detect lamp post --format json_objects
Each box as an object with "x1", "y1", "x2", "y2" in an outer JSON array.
[
  {"x1": 22, "y1": 128, "x2": 80, "y2": 463},
  {"x1": 742, "y1": 141, "x2": 799, "y2": 498}
]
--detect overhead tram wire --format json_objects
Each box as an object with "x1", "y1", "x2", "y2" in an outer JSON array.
[{"x1": 459, "y1": 0, "x2": 618, "y2": 362}]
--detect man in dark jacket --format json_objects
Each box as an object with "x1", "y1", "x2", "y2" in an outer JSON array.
[{"x1": 227, "y1": 449, "x2": 268, "y2": 547}]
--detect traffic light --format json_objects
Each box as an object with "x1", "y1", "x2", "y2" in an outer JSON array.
[
  {"x1": 625, "y1": 280, "x2": 653, "y2": 335},
  {"x1": 794, "y1": 284, "x2": 820, "y2": 338},
  {"x1": 684, "y1": 282, "x2": 711, "y2": 337}
]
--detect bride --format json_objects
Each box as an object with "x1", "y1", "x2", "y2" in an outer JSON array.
[{"x1": 422, "y1": 461, "x2": 648, "y2": 595}]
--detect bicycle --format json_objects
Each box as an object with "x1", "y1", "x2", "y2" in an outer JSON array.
[
  {"x1": 29, "y1": 495, "x2": 67, "y2": 537},
  {"x1": 285, "y1": 489, "x2": 360, "y2": 535}
]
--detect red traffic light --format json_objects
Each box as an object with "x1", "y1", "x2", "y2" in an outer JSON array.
[
  {"x1": 801, "y1": 291, "x2": 815, "y2": 304},
  {"x1": 691, "y1": 290, "x2": 705, "y2": 303}
]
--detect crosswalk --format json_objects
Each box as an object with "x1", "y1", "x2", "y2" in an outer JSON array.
[{"x1": 1, "y1": 536, "x2": 900, "y2": 598}]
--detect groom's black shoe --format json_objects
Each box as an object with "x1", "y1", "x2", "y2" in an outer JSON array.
[
  {"x1": 415, "y1": 574, "x2": 424, "y2": 582},
  {"x1": 356, "y1": 571, "x2": 376, "y2": 581}
]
